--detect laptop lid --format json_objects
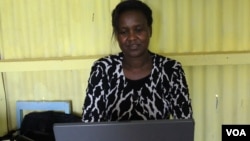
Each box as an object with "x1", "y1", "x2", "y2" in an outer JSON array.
[{"x1": 53, "y1": 119, "x2": 195, "y2": 141}]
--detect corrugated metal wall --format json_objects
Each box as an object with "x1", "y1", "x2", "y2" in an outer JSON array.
[{"x1": 0, "y1": 0, "x2": 250, "y2": 141}]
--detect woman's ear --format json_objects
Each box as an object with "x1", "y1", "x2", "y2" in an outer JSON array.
[
  {"x1": 111, "y1": 31, "x2": 118, "y2": 41},
  {"x1": 149, "y1": 27, "x2": 152, "y2": 37}
]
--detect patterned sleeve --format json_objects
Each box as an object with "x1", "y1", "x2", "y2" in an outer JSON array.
[
  {"x1": 168, "y1": 62, "x2": 193, "y2": 119},
  {"x1": 82, "y1": 61, "x2": 108, "y2": 122}
]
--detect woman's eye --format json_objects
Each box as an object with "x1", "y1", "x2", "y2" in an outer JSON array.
[
  {"x1": 119, "y1": 31, "x2": 127, "y2": 35},
  {"x1": 135, "y1": 28, "x2": 143, "y2": 33}
]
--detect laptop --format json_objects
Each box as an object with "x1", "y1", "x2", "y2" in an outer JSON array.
[{"x1": 53, "y1": 119, "x2": 195, "y2": 141}]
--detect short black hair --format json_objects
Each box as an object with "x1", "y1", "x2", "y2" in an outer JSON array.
[{"x1": 111, "y1": 0, "x2": 153, "y2": 34}]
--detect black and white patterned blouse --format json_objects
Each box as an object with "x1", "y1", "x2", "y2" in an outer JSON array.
[{"x1": 82, "y1": 51, "x2": 192, "y2": 122}]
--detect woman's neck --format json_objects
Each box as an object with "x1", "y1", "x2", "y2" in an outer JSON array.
[
  {"x1": 123, "y1": 53, "x2": 152, "y2": 69},
  {"x1": 122, "y1": 52, "x2": 153, "y2": 80}
]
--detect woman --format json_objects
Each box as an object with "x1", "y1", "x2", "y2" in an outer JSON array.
[{"x1": 82, "y1": 0, "x2": 192, "y2": 122}]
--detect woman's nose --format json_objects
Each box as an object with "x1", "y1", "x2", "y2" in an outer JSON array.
[{"x1": 127, "y1": 31, "x2": 137, "y2": 40}]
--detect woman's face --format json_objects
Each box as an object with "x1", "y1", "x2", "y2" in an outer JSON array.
[{"x1": 115, "y1": 10, "x2": 152, "y2": 58}]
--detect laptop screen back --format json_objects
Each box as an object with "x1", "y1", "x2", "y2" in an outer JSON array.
[{"x1": 53, "y1": 119, "x2": 195, "y2": 141}]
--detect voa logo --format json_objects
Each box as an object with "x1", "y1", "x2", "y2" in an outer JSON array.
[{"x1": 226, "y1": 129, "x2": 246, "y2": 136}]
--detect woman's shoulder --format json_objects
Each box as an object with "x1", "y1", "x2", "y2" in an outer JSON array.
[
  {"x1": 93, "y1": 52, "x2": 123, "y2": 67},
  {"x1": 151, "y1": 52, "x2": 182, "y2": 67}
]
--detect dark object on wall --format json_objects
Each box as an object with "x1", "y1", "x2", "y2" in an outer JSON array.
[
  {"x1": 0, "y1": 111, "x2": 82, "y2": 141},
  {"x1": 20, "y1": 111, "x2": 81, "y2": 141}
]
